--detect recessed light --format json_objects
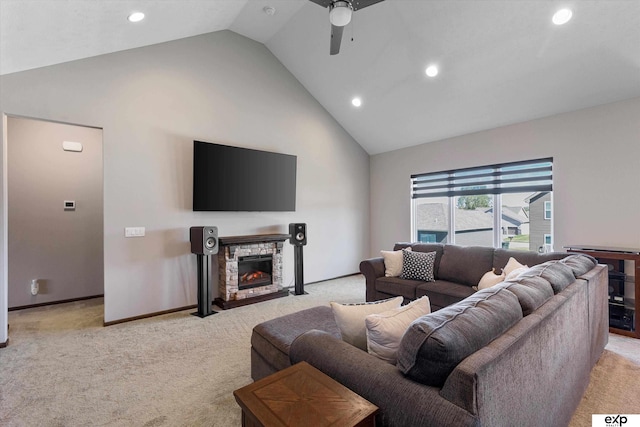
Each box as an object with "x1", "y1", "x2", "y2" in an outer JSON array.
[
  {"x1": 128, "y1": 12, "x2": 145, "y2": 23},
  {"x1": 425, "y1": 65, "x2": 438, "y2": 77},
  {"x1": 351, "y1": 97, "x2": 362, "y2": 107},
  {"x1": 552, "y1": 8, "x2": 572, "y2": 25},
  {"x1": 263, "y1": 6, "x2": 276, "y2": 16}
]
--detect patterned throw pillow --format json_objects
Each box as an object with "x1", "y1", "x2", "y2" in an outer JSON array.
[{"x1": 400, "y1": 250, "x2": 436, "y2": 281}]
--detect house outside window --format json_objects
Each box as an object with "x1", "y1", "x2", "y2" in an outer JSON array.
[{"x1": 411, "y1": 158, "x2": 553, "y2": 252}]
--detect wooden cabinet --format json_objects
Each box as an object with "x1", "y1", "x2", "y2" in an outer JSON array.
[{"x1": 565, "y1": 245, "x2": 639, "y2": 338}]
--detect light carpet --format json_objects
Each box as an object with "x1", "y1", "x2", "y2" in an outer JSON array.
[{"x1": 1, "y1": 274, "x2": 638, "y2": 426}]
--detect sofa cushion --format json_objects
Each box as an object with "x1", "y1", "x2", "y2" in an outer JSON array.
[
  {"x1": 438, "y1": 245, "x2": 495, "y2": 287},
  {"x1": 400, "y1": 250, "x2": 436, "y2": 281},
  {"x1": 493, "y1": 248, "x2": 567, "y2": 273},
  {"x1": 365, "y1": 296, "x2": 432, "y2": 364},
  {"x1": 331, "y1": 297, "x2": 403, "y2": 350},
  {"x1": 251, "y1": 306, "x2": 340, "y2": 373},
  {"x1": 394, "y1": 243, "x2": 444, "y2": 277},
  {"x1": 415, "y1": 280, "x2": 475, "y2": 310},
  {"x1": 497, "y1": 275, "x2": 554, "y2": 316},
  {"x1": 376, "y1": 277, "x2": 422, "y2": 300},
  {"x1": 520, "y1": 261, "x2": 576, "y2": 294},
  {"x1": 559, "y1": 254, "x2": 598, "y2": 277},
  {"x1": 397, "y1": 286, "x2": 522, "y2": 387}
]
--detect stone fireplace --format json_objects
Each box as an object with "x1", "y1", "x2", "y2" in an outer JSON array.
[{"x1": 215, "y1": 234, "x2": 290, "y2": 309}]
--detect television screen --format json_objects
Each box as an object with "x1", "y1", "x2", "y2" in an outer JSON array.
[{"x1": 193, "y1": 141, "x2": 297, "y2": 211}]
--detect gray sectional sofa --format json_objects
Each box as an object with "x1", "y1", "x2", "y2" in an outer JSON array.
[
  {"x1": 361, "y1": 243, "x2": 569, "y2": 309},
  {"x1": 250, "y1": 245, "x2": 608, "y2": 427}
]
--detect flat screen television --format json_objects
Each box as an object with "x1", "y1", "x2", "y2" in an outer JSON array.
[{"x1": 193, "y1": 141, "x2": 297, "y2": 211}]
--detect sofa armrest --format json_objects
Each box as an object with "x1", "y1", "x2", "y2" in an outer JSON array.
[
  {"x1": 360, "y1": 257, "x2": 386, "y2": 301},
  {"x1": 290, "y1": 330, "x2": 477, "y2": 427}
]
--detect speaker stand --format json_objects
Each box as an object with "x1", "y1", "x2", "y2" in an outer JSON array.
[
  {"x1": 291, "y1": 246, "x2": 308, "y2": 296},
  {"x1": 192, "y1": 254, "x2": 217, "y2": 318}
]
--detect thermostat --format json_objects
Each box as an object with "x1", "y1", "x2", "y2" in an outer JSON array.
[{"x1": 64, "y1": 201, "x2": 76, "y2": 211}]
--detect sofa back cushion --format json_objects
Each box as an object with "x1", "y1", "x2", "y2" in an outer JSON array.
[
  {"x1": 520, "y1": 260, "x2": 576, "y2": 294},
  {"x1": 394, "y1": 243, "x2": 444, "y2": 277},
  {"x1": 438, "y1": 245, "x2": 495, "y2": 287},
  {"x1": 558, "y1": 254, "x2": 598, "y2": 277},
  {"x1": 397, "y1": 286, "x2": 523, "y2": 387},
  {"x1": 497, "y1": 275, "x2": 554, "y2": 316},
  {"x1": 493, "y1": 248, "x2": 567, "y2": 274}
]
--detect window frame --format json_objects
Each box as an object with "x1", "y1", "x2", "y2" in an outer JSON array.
[{"x1": 544, "y1": 201, "x2": 552, "y2": 220}]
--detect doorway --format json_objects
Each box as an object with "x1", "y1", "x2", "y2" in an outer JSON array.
[{"x1": 6, "y1": 116, "x2": 104, "y2": 311}]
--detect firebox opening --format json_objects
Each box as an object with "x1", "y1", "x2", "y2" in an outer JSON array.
[{"x1": 238, "y1": 254, "x2": 273, "y2": 290}]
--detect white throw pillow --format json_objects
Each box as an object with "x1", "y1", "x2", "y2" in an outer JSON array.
[
  {"x1": 331, "y1": 296, "x2": 403, "y2": 350},
  {"x1": 503, "y1": 257, "x2": 525, "y2": 277},
  {"x1": 477, "y1": 268, "x2": 505, "y2": 290},
  {"x1": 365, "y1": 296, "x2": 432, "y2": 364},
  {"x1": 381, "y1": 247, "x2": 411, "y2": 277},
  {"x1": 506, "y1": 265, "x2": 529, "y2": 281}
]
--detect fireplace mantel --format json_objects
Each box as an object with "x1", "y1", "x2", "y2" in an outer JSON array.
[{"x1": 218, "y1": 234, "x2": 290, "y2": 246}]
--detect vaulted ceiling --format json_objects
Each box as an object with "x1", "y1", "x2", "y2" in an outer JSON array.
[{"x1": 2, "y1": 0, "x2": 639, "y2": 154}]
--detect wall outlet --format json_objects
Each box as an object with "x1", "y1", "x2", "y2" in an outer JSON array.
[
  {"x1": 125, "y1": 227, "x2": 145, "y2": 238},
  {"x1": 31, "y1": 279, "x2": 39, "y2": 295}
]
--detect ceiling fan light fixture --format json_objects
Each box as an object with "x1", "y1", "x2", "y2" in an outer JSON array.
[{"x1": 330, "y1": 1, "x2": 353, "y2": 27}]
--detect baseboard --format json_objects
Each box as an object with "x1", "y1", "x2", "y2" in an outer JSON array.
[
  {"x1": 9, "y1": 294, "x2": 104, "y2": 311},
  {"x1": 103, "y1": 304, "x2": 196, "y2": 326},
  {"x1": 304, "y1": 272, "x2": 361, "y2": 286}
]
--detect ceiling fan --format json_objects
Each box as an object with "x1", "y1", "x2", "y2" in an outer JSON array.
[{"x1": 308, "y1": 0, "x2": 385, "y2": 55}]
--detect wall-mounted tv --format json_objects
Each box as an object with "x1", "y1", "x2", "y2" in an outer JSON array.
[{"x1": 193, "y1": 141, "x2": 297, "y2": 212}]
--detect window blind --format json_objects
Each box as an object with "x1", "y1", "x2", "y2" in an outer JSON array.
[{"x1": 411, "y1": 158, "x2": 552, "y2": 199}]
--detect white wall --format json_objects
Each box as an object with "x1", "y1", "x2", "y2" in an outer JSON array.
[
  {"x1": 370, "y1": 97, "x2": 640, "y2": 256},
  {"x1": 0, "y1": 30, "x2": 370, "y2": 324}
]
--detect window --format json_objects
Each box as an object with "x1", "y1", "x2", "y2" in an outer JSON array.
[
  {"x1": 411, "y1": 158, "x2": 553, "y2": 250},
  {"x1": 413, "y1": 196, "x2": 450, "y2": 244},
  {"x1": 544, "y1": 201, "x2": 552, "y2": 220}
]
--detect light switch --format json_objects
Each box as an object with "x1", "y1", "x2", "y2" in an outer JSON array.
[{"x1": 125, "y1": 227, "x2": 145, "y2": 237}]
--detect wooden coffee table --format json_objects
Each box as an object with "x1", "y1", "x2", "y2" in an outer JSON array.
[{"x1": 234, "y1": 361, "x2": 378, "y2": 427}]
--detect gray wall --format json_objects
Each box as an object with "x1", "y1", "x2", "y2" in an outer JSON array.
[
  {"x1": 370, "y1": 96, "x2": 640, "y2": 258},
  {"x1": 0, "y1": 30, "x2": 370, "y2": 323},
  {"x1": 7, "y1": 117, "x2": 103, "y2": 307}
]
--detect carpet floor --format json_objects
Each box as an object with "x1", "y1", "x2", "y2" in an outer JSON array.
[{"x1": 1, "y1": 274, "x2": 638, "y2": 426}]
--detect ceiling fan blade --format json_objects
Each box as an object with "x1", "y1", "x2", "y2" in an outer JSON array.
[
  {"x1": 330, "y1": 24, "x2": 344, "y2": 55},
  {"x1": 308, "y1": 0, "x2": 332, "y2": 7},
  {"x1": 351, "y1": 0, "x2": 385, "y2": 12}
]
